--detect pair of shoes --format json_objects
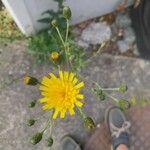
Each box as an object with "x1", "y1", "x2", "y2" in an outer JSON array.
[{"x1": 60, "y1": 107, "x2": 130, "y2": 150}]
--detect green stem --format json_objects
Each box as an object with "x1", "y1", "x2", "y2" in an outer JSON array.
[
  {"x1": 55, "y1": 27, "x2": 69, "y2": 69},
  {"x1": 92, "y1": 81, "x2": 119, "y2": 103},
  {"x1": 102, "y1": 88, "x2": 119, "y2": 91},
  {"x1": 35, "y1": 111, "x2": 50, "y2": 120},
  {"x1": 78, "y1": 107, "x2": 86, "y2": 119},
  {"x1": 55, "y1": 27, "x2": 66, "y2": 48},
  {"x1": 104, "y1": 92, "x2": 119, "y2": 103},
  {"x1": 65, "y1": 19, "x2": 69, "y2": 42},
  {"x1": 41, "y1": 111, "x2": 53, "y2": 133},
  {"x1": 66, "y1": 44, "x2": 74, "y2": 71}
]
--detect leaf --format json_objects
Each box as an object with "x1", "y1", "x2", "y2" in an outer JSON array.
[
  {"x1": 41, "y1": 10, "x2": 55, "y2": 16},
  {"x1": 38, "y1": 18, "x2": 51, "y2": 23}
]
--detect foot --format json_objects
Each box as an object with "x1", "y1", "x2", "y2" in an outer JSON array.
[
  {"x1": 60, "y1": 136, "x2": 81, "y2": 150},
  {"x1": 105, "y1": 106, "x2": 131, "y2": 150}
]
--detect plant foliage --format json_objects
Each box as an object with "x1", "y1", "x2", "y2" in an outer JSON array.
[{"x1": 0, "y1": 7, "x2": 23, "y2": 42}]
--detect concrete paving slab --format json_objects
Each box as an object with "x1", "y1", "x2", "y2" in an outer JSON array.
[{"x1": 0, "y1": 41, "x2": 150, "y2": 150}]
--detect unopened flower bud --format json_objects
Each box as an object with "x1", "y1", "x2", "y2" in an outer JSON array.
[
  {"x1": 29, "y1": 100, "x2": 37, "y2": 108},
  {"x1": 23, "y1": 75, "x2": 39, "y2": 86},
  {"x1": 50, "y1": 52, "x2": 60, "y2": 60},
  {"x1": 47, "y1": 137, "x2": 53, "y2": 147},
  {"x1": 118, "y1": 99, "x2": 130, "y2": 111},
  {"x1": 130, "y1": 96, "x2": 137, "y2": 106},
  {"x1": 84, "y1": 116, "x2": 96, "y2": 129},
  {"x1": 27, "y1": 119, "x2": 36, "y2": 126},
  {"x1": 63, "y1": 6, "x2": 72, "y2": 19},
  {"x1": 119, "y1": 84, "x2": 128, "y2": 93},
  {"x1": 30, "y1": 132, "x2": 43, "y2": 145},
  {"x1": 51, "y1": 19, "x2": 58, "y2": 27},
  {"x1": 98, "y1": 90, "x2": 106, "y2": 101},
  {"x1": 92, "y1": 88, "x2": 105, "y2": 101},
  {"x1": 92, "y1": 88, "x2": 97, "y2": 93}
]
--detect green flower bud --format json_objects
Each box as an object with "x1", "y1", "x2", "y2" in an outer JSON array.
[
  {"x1": 130, "y1": 96, "x2": 137, "y2": 106},
  {"x1": 51, "y1": 19, "x2": 58, "y2": 27},
  {"x1": 23, "y1": 75, "x2": 39, "y2": 86},
  {"x1": 118, "y1": 99, "x2": 130, "y2": 111},
  {"x1": 46, "y1": 137, "x2": 53, "y2": 147},
  {"x1": 92, "y1": 88, "x2": 105, "y2": 101},
  {"x1": 29, "y1": 100, "x2": 37, "y2": 108},
  {"x1": 119, "y1": 84, "x2": 128, "y2": 93},
  {"x1": 98, "y1": 90, "x2": 106, "y2": 101},
  {"x1": 63, "y1": 6, "x2": 72, "y2": 19},
  {"x1": 92, "y1": 88, "x2": 97, "y2": 93},
  {"x1": 27, "y1": 119, "x2": 36, "y2": 126},
  {"x1": 84, "y1": 116, "x2": 96, "y2": 129},
  {"x1": 30, "y1": 132, "x2": 43, "y2": 145}
]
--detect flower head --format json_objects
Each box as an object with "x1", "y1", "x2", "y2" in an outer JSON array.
[
  {"x1": 39, "y1": 71, "x2": 84, "y2": 119},
  {"x1": 50, "y1": 52, "x2": 60, "y2": 60},
  {"x1": 30, "y1": 132, "x2": 43, "y2": 145},
  {"x1": 63, "y1": 6, "x2": 72, "y2": 19},
  {"x1": 84, "y1": 116, "x2": 96, "y2": 129},
  {"x1": 23, "y1": 75, "x2": 39, "y2": 85}
]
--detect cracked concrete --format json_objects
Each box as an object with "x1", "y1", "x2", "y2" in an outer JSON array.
[{"x1": 0, "y1": 41, "x2": 150, "y2": 150}]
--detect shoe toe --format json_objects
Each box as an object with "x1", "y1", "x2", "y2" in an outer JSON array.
[{"x1": 60, "y1": 137, "x2": 81, "y2": 150}]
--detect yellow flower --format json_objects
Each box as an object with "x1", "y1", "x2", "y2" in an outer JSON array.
[
  {"x1": 39, "y1": 71, "x2": 84, "y2": 119},
  {"x1": 50, "y1": 52, "x2": 60, "y2": 60}
]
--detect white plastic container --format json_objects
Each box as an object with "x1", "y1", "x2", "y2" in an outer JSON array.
[{"x1": 2, "y1": 0, "x2": 133, "y2": 36}]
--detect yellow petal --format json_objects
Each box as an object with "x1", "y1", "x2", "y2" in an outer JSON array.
[
  {"x1": 41, "y1": 92, "x2": 49, "y2": 97},
  {"x1": 69, "y1": 108, "x2": 75, "y2": 115},
  {"x1": 39, "y1": 97, "x2": 47, "y2": 103},
  {"x1": 74, "y1": 82, "x2": 84, "y2": 89},
  {"x1": 59, "y1": 71, "x2": 63, "y2": 80},
  {"x1": 39, "y1": 85, "x2": 49, "y2": 91},
  {"x1": 42, "y1": 104, "x2": 51, "y2": 110},
  {"x1": 49, "y1": 73, "x2": 57, "y2": 79},
  {"x1": 53, "y1": 110, "x2": 59, "y2": 119},
  {"x1": 69, "y1": 72, "x2": 75, "y2": 82},
  {"x1": 60, "y1": 110, "x2": 66, "y2": 119},
  {"x1": 41, "y1": 76, "x2": 51, "y2": 86},
  {"x1": 76, "y1": 94, "x2": 84, "y2": 99},
  {"x1": 75, "y1": 101, "x2": 83, "y2": 107},
  {"x1": 64, "y1": 71, "x2": 69, "y2": 81},
  {"x1": 72, "y1": 78, "x2": 78, "y2": 85}
]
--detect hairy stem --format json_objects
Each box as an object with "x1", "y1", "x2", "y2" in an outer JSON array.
[
  {"x1": 55, "y1": 27, "x2": 69, "y2": 69},
  {"x1": 92, "y1": 81, "x2": 119, "y2": 103},
  {"x1": 65, "y1": 19, "x2": 69, "y2": 42},
  {"x1": 55, "y1": 27, "x2": 66, "y2": 48},
  {"x1": 102, "y1": 88, "x2": 119, "y2": 91},
  {"x1": 78, "y1": 107, "x2": 86, "y2": 119},
  {"x1": 42, "y1": 111, "x2": 53, "y2": 133}
]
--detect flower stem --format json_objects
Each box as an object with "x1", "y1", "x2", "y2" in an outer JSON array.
[
  {"x1": 92, "y1": 81, "x2": 119, "y2": 103},
  {"x1": 65, "y1": 19, "x2": 69, "y2": 42},
  {"x1": 41, "y1": 111, "x2": 53, "y2": 133},
  {"x1": 104, "y1": 92, "x2": 119, "y2": 103},
  {"x1": 78, "y1": 107, "x2": 86, "y2": 119},
  {"x1": 55, "y1": 27, "x2": 69, "y2": 69},
  {"x1": 55, "y1": 27, "x2": 66, "y2": 48},
  {"x1": 102, "y1": 88, "x2": 119, "y2": 91},
  {"x1": 64, "y1": 19, "x2": 75, "y2": 71}
]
